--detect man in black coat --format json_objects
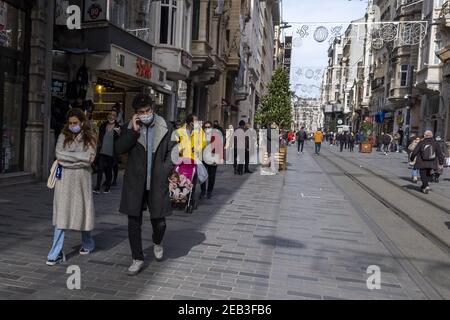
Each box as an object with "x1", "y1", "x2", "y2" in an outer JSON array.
[
  {"x1": 296, "y1": 127, "x2": 307, "y2": 155},
  {"x1": 115, "y1": 94, "x2": 175, "y2": 275},
  {"x1": 94, "y1": 110, "x2": 121, "y2": 193},
  {"x1": 233, "y1": 120, "x2": 246, "y2": 175},
  {"x1": 410, "y1": 130, "x2": 445, "y2": 194}
]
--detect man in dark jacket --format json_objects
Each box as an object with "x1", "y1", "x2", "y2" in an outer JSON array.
[
  {"x1": 233, "y1": 120, "x2": 246, "y2": 175},
  {"x1": 410, "y1": 130, "x2": 445, "y2": 194},
  {"x1": 339, "y1": 132, "x2": 346, "y2": 152},
  {"x1": 94, "y1": 110, "x2": 121, "y2": 193},
  {"x1": 296, "y1": 127, "x2": 307, "y2": 155},
  {"x1": 115, "y1": 94, "x2": 175, "y2": 275}
]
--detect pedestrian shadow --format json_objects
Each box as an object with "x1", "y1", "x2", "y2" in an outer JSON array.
[
  {"x1": 258, "y1": 235, "x2": 305, "y2": 249},
  {"x1": 143, "y1": 229, "x2": 206, "y2": 261},
  {"x1": 403, "y1": 184, "x2": 423, "y2": 192},
  {"x1": 67, "y1": 226, "x2": 128, "y2": 258}
]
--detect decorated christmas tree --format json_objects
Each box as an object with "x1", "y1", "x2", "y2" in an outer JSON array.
[{"x1": 255, "y1": 68, "x2": 293, "y2": 129}]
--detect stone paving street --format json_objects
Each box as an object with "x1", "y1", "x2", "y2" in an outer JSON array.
[{"x1": 0, "y1": 142, "x2": 442, "y2": 300}]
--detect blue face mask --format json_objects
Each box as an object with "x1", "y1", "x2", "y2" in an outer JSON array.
[{"x1": 69, "y1": 125, "x2": 81, "y2": 134}]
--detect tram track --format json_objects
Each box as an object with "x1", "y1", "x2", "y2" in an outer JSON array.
[
  {"x1": 319, "y1": 153, "x2": 450, "y2": 256},
  {"x1": 311, "y1": 151, "x2": 450, "y2": 299},
  {"x1": 330, "y1": 150, "x2": 450, "y2": 216}
]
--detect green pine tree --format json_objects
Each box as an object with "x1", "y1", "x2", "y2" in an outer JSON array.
[{"x1": 255, "y1": 68, "x2": 293, "y2": 129}]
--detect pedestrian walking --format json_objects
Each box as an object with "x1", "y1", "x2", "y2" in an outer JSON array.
[
  {"x1": 115, "y1": 94, "x2": 175, "y2": 275},
  {"x1": 46, "y1": 108, "x2": 97, "y2": 266},
  {"x1": 410, "y1": 130, "x2": 445, "y2": 194},
  {"x1": 234, "y1": 120, "x2": 247, "y2": 175},
  {"x1": 407, "y1": 135, "x2": 421, "y2": 183},
  {"x1": 93, "y1": 110, "x2": 121, "y2": 194},
  {"x1": 432, "y1": 136, "x2": 448, "y2": 183},
  {"x1": 348, "y1": 133, "x2": 355, "y2": 152},
  {"x1": 381, "y1": 132, "x2": 392, "y2": 155},
  {"x1": 338, "y1": 132, "x2": 345, "y2": 152},
  {"x1": 296, "y1": 126, "x2": 307, "y2": 155},
  {"x1": 397, "y1": 128, "x2": 404, "y2": 153},
  {"x1": 200, "y1": 121, "x2": 219, "y2": 199},
  {"x1": 313, "y1": 128, "x2": 324, "y2": 155}
]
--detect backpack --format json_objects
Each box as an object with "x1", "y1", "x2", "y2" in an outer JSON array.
[{"x1": 421, "y1": 140, "x2": 436, "y2": 161}]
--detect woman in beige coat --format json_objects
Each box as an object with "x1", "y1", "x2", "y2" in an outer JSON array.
[{"x1": 46, "y1": 108, "x2": 97, "y2": 266}]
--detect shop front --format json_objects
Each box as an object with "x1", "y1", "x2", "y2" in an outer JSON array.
[
  {"x1": 83, "y1": 44, "x2": 168, "y2": 127},
  {"x1": 0, "y1": 1, "x2": 30, "y2": 174}
]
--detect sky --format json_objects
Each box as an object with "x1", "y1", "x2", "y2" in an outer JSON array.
[{"x1": 282, "y1": 0, "x2": 370, "y2": 98}]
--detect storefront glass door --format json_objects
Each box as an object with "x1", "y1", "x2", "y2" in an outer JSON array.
[{"x1": 0, "y1": 56, "x2": 24, "y2": 173}]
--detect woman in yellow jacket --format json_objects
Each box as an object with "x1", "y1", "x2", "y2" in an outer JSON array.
[
  {"x1": 313, "y1": 128, "x2": 324, "y2": 155},
  {"x1": 174, "y1": 114, "x2": 206, "y2": 164}
]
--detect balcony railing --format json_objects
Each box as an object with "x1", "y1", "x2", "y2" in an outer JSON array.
[{"x1": 126, "y1": 28, "x2": 152, "y2": 43}]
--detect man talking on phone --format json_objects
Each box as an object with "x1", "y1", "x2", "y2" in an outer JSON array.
[{"x1": 115, "y1": 94, "x2": 175, "y2": 276}]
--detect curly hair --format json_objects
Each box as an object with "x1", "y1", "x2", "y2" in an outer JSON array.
[{"x1": 61, "y1": 108, "x2": 97, "y2": 150}]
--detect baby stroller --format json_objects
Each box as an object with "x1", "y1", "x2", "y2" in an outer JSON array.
[{"x1": 169, "y1": 159, "x2": 198, "y2": 214}]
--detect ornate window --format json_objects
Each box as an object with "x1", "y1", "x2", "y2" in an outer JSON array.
[{"x1": 160, "y1": 0, "x2": 177, "y2": 45}]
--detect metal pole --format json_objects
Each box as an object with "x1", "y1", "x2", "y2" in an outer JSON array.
[
  {"x1": 404, "y1": 65, "x2": 414, "y2": 147},
  {"x1": 42, "y1": 0, "x2": 55, "y2": 180}
]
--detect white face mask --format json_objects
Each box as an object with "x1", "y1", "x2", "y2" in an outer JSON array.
[
  {"x1": 193, "y1": 121, "x2": 201, "y2": 130},
  {"x1": 139, "y1": 113, "x2": 154, "y2": 125}
]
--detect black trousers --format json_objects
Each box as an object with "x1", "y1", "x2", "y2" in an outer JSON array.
[
  {"x1": 128, "y1": 215, "x2": 166, "y2": 260},
  {"x1": 201, "y1": 163, "x2": 217, "y2": 193},
  {"x1": 245, "y1": 149, "x2": 250, "y2": 172},
  {"x1": 113, "y1": 157, "x2": 119, "y2": 183},
  {"x1": 349, "y1": 143, "x2": 354, "y2": 152},
  {"x1": 128, "y1": 190, "x2": 168, "y2": 260},
  {"x1": 234, "y1": 149, "x2": 244, "y2": 174},
  {"x1": 340, "y1": 142, "x2": 344, "y2": 152},
  {"x1": 419, "y1": 169, "x2": 432, "y2": 189},
  {"x1": 297, "y1": 141, "x2": 304, "y2": 152},
  {"x1": 95, "y1": 154, "x2": 114, "y2": 190}
]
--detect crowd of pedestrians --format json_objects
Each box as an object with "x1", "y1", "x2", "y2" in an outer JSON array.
[{"x1": 45, "y1": 93, "x2": 286, "y2": 273}]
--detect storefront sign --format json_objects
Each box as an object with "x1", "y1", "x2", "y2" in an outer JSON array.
[
  {"x1": 181, "y1": 51, "x2": 192, "y2": 69},
  {"x1": 136, "y1": 57, "x2": 152, "y2": 80},
  {"x1": 83, "y1": 0, "x2": 107, "y2": 22},
  {"x1": 103, "y1": 45, "x2": 166, "y2": 87}
]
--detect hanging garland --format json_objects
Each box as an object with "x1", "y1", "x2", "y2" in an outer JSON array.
[{"x1": 289, "y1": 21, "x2": 428, "y2": 46}]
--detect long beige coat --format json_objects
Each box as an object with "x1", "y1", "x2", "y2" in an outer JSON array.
[{"x1": 53, "y1": 133, "x2": 96, "y2": 231}]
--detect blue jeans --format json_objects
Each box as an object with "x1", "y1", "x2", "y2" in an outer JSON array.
[
  {"x1": 47, "y1": 227, "x2": 95, "y2": 261},
  {"x1": 412, "y1": 169, "x2": 418, "y2": 178},
  {"x1": 315, "y1": 142, "x2": 322, "y2": 154}
]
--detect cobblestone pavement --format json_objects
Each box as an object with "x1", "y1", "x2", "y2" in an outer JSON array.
[{"x1": 0, "y1": 143, "x2": 437, "y2": 300}]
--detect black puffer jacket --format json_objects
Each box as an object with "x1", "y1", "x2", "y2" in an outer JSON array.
[{"x1": 410, "y1": 138, "x2": 445, "y2": 170}]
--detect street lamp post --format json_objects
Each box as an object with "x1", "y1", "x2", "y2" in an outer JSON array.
[{"x1": 404, "y1": 65, "x2": 414, "y2": 148}]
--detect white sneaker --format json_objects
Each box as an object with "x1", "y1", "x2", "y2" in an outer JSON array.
[
  {"x1": 154, "y1": 244, "x2": 164, "y2": 261},
  {"x1": 412, "y1": 177, "x2": 418, "y2": 183},
  {"x1": 127, "y1": 259, "x2": 144, "y2": 276}
]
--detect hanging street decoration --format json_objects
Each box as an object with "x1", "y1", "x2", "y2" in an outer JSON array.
[
  {"x1": 313, "y1": 26, "x2": 329, "y2": 43},
  {"x1": 288, "y1": 21, "x2": 428, "y2": 47}
]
